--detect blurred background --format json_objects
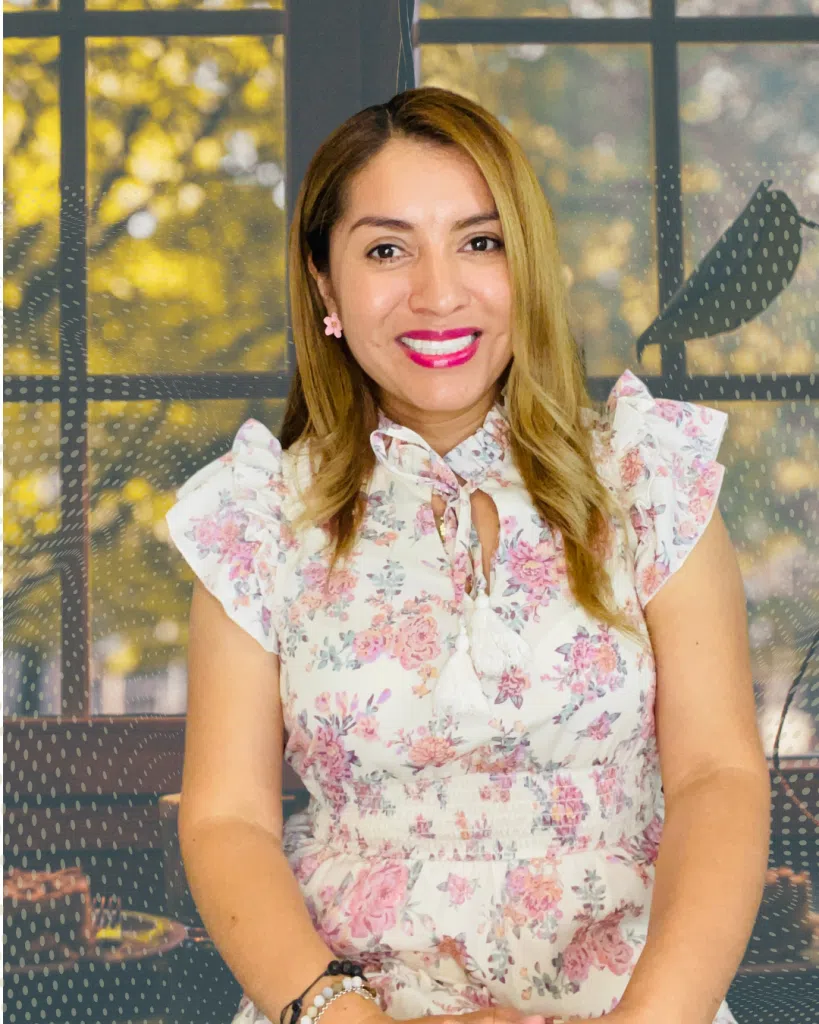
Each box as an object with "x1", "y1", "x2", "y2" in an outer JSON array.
[{"x1": 3, "y1": 1, "x2": 818, "y2": 1022}]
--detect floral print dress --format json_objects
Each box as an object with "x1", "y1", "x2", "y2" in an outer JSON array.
[{"x1": 165, "y1": 369, "x2": 738, "y2": 1023}]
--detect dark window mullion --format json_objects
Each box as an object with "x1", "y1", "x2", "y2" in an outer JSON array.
[
  {"x1": 59, "y1": 0, "x2": 91, "y2": 718},
  {"x1": 650, "y1": 0, "x2": 686, "y2": 390}
]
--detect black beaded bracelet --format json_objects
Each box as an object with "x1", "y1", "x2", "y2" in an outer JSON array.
[{"x1": 280, "y1": 959, "x2": 369, "y2": 1024}]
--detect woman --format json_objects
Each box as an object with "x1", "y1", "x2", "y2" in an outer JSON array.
[{"x1": 166, "y1": 87, "x2": 770, "y2": 1024}]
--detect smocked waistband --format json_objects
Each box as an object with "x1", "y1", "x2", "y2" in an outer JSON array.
[{"x1": 291, "y1": 766, "x2": 663, "y2": 862}]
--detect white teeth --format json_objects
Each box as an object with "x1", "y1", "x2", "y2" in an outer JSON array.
[{"x1": 399, "y1": 332, "x2": 479, "y2": 355}]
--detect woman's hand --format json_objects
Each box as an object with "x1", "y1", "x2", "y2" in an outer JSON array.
[
  {"x1": 358, "y1": 1003, "x2": 643, "y2": 1024},
  {"x1": 359, "y1": 1007, "x2": 577, "y2": 1024}
]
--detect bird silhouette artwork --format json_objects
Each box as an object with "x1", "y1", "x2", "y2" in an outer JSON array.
[{"x1": 635, "y1": 178, "x2": 819, "y2": 359}]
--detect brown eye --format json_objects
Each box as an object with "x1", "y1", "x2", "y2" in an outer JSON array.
[
  {"x1": 467, "y1": 236, "x2": 504, "y2": 253},
  {"x1": 367, "y1": 243, "x2": 402, "y2": 262}
]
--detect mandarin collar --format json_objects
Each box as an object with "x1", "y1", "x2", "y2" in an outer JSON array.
[{"x1": 369, "y1": 399, "x2": 511, "y2": 497}]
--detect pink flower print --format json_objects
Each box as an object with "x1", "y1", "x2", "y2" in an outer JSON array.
[
  {"x1": 506, "y1": 864, "x2": 562, "y2": 919},
  {"x1": 687, "y1": 490, "x2": 714, "y2": 525},
  {"x1": 619, "y1": 446, "x2": 647, "y2": 490},
  {"x1": 191, "y1": 514, "x2": 223, "y2": 549},
  {"x1": 570, "y1": 633, "x2": 599, "y2": 674},
  {"x1": 444, "y1": 873, "x2": 476, "y2": 906},
  {"x1": 352, "y1": 714, "x2": 379, "y2": 740},
  {"x1": 470, "y1": 988, "x2": 496, "y2": 1010},
  {"x1": 414, "y1": 505, "x2": 436, "y2": 536},
  {"x1": 345, "y1": 861, "x2": 409, "y2": 939},
  {"x1": 506, "y1": 540, "x2": 559, "y2": 598},
  {"x1": 436, "y1": 934, "x2": 469, "y2": 968},
  {"x1": 450, "y1": 548, "x2": 472, "y2": 604},
  {"x1": 593, "y1": 641, "x2": 618, "y2": 678},
  {"x1": 676, "y1": 515, "x2": 701, "y2": 542},
  {"x1": 315, "y1": 691, "x2": 331, "y2": 713},
  {"x1": 301, "y1": 562, "x2": 327, "y2": 591},
  {"x1": 589, "y1": 711, "x2": 617, "y2": 740},
  {"x1": 409, "y1": 814, "x2": 435, "y2": 839},
  {"x1": 638, "y1": 814, "x2": 663, "y2": 865},
  {"x1": 637, "y1": 560, "x2": 668, "y2": 604},
  {"x1": 496, "y1": 665, "x2": 531, "y2": 709},
  {"x1": 325, "y1": 568, "x2": 356, "y2": 602},
  {"x1": 306, "y1": 725, "x2": 354, "y2": 785},
  {"x1": 655, "y1": 398, "x2": 682, "y2": 425},
  {"x1": 393, "y1": 614, "x2": 441, "y2": 670},
  {"x1": 408, "y1": 733, "x2": 458, "y2": 769},
  {"x1": 292, "y1": 852, "x2": 322, "y2": 884},
  {"x1": 560, "y1": 933, "x2": 594, "y2": 983},
  {"x1": 594, "y1": 766, "x2": 629, "y2": 817},
  {"x1": 543, "y1": 775, "x2": 588, "y2": 839},
  {"x1": 353, "y1": 628, "x2": 390, "y2": 664},
  {"x1": 302, "y1": 591, "x2": 324, "y2": 613},
  {"x1": 420, "y1": 460, "x2": 458, "y2": 494},
  {"x1": 586, "y1": 916, "x2": 635, "y2": 975}
]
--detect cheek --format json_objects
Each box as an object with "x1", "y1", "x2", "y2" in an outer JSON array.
[
  {"x1": 343, "y1": 276, "x2": 402, "y2": 332},
  {"x1": 471, "y1": 269, "x2": 511, "y2": 318}
]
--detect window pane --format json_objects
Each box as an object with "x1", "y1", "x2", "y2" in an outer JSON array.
[
  {"x1": 87, "y1": 35, "x2": 286, "y2": 375},
  {"x1": 90, "y1": 396, "x2": 284, "y2": 715},
  {"x1": 3, "y1": 402, "x2": 62, "y2": 718},
  {"x1": 713, "y1": 398, "x2": 819, "y2": 757},
  {"x1": 4, "y1": 1, "x2": 57, "y2": 10},
  {"x1": 422, "y1": 0, "x2": 650, "y2": 16},
  {"x1": 3, "y1": 38, "x2": 61, "y2": 375},
  {"x1": 420, "y1": 43, "x2": 659, "y2": 377},
  {"x1": 87, "y1": 0, "x2": 282, "y2": 8},
  {"x1": 678, "y1": 0, "x2": 818, "y2": 15},
  {"x1": 680, "y1": 44, "x2": 819, "y2": 376}
]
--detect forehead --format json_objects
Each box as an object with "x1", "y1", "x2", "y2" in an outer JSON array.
[{"x1": 342, "y1": 137, "x2": 494, "y2": 221}]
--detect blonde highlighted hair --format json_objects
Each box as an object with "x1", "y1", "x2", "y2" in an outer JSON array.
[{"x1": 281, "y1": 86, "x2": 648, "y2": 650}]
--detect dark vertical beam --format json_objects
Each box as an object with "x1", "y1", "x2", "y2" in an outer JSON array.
[
  {"x1": 59, "y1": 0, "x2": 91, "y2": 717},
  {"x1": 361, "y1": 0, "x2": 399, "y2": 107},
  {"x1": 284, "y1": 0, "x2": 363, "y2": 372},
  {"x1": 650, "y1": 0, "x2": 686, "y2": 387}
]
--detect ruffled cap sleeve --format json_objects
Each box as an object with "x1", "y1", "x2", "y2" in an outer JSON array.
[
  {"x1": 607, "y1": 369, "x2": 729, "y2": 610},
  {"x1": 165, "y1": 418, "x2": 285, "y2": 653}
]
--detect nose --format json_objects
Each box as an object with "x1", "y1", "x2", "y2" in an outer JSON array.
[{"x1": 408, "y1": 246, "x2": 469, "y2": 318}]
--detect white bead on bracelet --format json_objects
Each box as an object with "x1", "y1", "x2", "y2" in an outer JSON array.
[{"x1": 299, "y1": 975, "x2": 378, "y2": 1024}]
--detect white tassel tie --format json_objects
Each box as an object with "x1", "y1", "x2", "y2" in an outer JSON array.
[
  {"x1": 433, "y1": 626, "x2": 492, "y2": 718},
  {"x1": 468, "y1": 591, "x2": 531, "y2": 678}
]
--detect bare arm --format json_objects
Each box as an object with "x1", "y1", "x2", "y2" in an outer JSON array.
[{"x1": 178, "y1": 581, "x2": 389, "y2": 1024}]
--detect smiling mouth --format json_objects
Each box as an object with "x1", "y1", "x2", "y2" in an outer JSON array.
[{"x1": 398, "y1": 331, "x2": 481, "y2": 355}]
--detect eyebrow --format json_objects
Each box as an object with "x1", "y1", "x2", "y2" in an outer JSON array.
[{"x1": 348, "y1": 210, "x2": 501, "y2": 235}]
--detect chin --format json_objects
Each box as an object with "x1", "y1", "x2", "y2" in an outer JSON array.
[{"x1": 397, "y1": 377, "x2": 500, "y2": 413}]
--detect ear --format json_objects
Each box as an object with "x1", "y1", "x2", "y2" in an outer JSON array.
[{"x1": 307, "y1": 253, "x2": 336, "y2": 312}]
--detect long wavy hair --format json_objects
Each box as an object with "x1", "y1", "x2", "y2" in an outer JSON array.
[{"x1": 281, "y1": 86, "x2": 648, "y2": 650}]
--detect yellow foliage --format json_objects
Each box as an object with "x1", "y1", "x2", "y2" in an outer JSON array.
[
  {"x1": 4, "y1": 280, "x2": 23, "y2": 310},
  {"x1": 97, "y1": 177, "x2": 153, "y2": 223},
  {"x1": 123, "y1": 478, "x2": 152, "y2": 503},
  {"x1": 106, "y1": 641, "x2": 140, "y2": 676},
  {"x1": 681, "y1": 163, "x2": 722, "y2": 194},
  {"x1": 776, "y1": 459, "x2": 819, "y2": 494},
  {"x1": 34, "y1": 511, "x2": 59, "y2": 536}
]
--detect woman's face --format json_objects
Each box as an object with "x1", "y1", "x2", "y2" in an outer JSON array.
[{"x1": 311, "y1": 136, "x2": 513, "y2": 438}]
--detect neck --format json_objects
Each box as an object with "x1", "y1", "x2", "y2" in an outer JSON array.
[{"x1": 379, "y1": 390, "x2": 500, "y2": 457}]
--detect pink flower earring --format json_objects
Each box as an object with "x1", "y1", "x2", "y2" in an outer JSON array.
[{"x1": 323, "y1": 312, "x2": 343, "y2": 338}]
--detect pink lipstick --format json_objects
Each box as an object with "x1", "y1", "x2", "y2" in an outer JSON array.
[{"x1": 396, "y1": 329, "x2": 481, "y2": 369}]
